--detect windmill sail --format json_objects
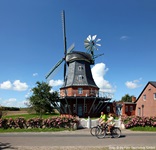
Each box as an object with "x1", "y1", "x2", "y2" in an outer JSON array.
[
  {"x1": 45, "y1": 42, "x2": 75, "y2": 79},
  {"x1": 62, "y1": 10, "x2": 67, "y2": 80},
  {"x1": 45, "y1": 58, "x2": 64, "y2": 79}
]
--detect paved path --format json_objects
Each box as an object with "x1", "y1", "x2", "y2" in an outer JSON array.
[{"x1": 0, "y1": 129, "x2": 156, "y2": 150}]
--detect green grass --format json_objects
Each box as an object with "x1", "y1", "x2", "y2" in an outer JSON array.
[
  {"x1": 3, "y1": 113, "x2": 60, "y2": 120},
  {"x1": 0, "y1": 127, "x2": 68, "y2": 133},
  {"x1": 130, "y1": 126, "x2": 156, "y2": 132}
]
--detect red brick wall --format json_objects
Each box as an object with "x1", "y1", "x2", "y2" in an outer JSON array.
[
  {"x1": 60, "y1": 86, "x2": 99, "y2": 97},
  {"x1": 121, "y1": 103, "x2": 136, "y2": 116},
  {"x1": 136, "y1": 83, "x2": 156, "y2": 117}
]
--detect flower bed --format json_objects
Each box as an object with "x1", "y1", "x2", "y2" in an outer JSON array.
[
  {"x1": 122, "y1": 116, "x2": 156, "y2": 129},
  {"x1": 0, "y1": 115, "x2": 79, "y2": 130}
]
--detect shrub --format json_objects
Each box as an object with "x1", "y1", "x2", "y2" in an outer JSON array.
[
  {"x1": 27, "y1": 118, "x2": 43, "y2": 128},
  {"x1": 122, "y1": 116, "x2": 156, "y2": 129},
  {"x1": 0, "y1": 115, "x2": 79, "y2": 130}
]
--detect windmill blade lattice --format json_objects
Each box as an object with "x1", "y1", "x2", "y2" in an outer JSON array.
[{"x1": 84, "y1": 35, "x2": 101, "y2": 52}]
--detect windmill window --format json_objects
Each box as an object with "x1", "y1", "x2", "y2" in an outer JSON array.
[
  {"x1": 78, "y1": 75, "x2": 84, "y2": 81},
  {"x1": 154, "y1": 93, "x2": 156, "y2": 100},
  {"x1": 78, "y1": 88, "x2": 83, "y2": 94},
  {"x1": 78, "y1": 66, "x2": 83, "y2": 71}
]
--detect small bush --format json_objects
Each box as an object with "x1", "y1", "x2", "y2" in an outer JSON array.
[
  {"x1": 0, "y1": 115, "x2": 79, "y2": 130},
  {"x1": 122, "y1": 116, "x2": 156, "y2": 129}
]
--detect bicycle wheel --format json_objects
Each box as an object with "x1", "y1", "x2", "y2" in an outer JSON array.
[
  {"x1": 90, "y1": 126, "x2": 99, "y2": 136},
  {"x1": 96, "y1": 127, "x2": 106, "y2": 139},
  {"x1": 111, "y1": 127, "x2": 121, "y2": 138}
]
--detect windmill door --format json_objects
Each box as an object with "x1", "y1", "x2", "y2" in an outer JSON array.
[{"x1": 78, "y1": 104, "x2": 83, "y2": 117}]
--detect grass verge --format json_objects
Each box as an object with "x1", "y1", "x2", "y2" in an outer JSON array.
[
  {"x1": 0, "y1": 127, "x2": 69, "y2": 133},
  {"x1": 3, "y1": 113, "x2": 60, "y2": 120},
  {"x1": 130, "y1": 126, "x2": 156, "y2": 131}
]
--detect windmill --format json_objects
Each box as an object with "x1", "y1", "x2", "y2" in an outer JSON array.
[
  {"x1": 45, "y1": 10, "x2": 74, "y2": 80},
  {"x1": 45, "y1": 11, "x2": 112, "y2": 117}
]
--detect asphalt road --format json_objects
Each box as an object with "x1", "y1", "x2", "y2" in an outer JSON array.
[{"x1": 0, "y1": 129, "x2": 156, "y2": 150}]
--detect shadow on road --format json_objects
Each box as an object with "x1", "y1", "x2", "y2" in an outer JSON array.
[
  {"x1": 0, "y1": 142, "x2": 16, "y2": 149},
  {"x1": 119, "y1": 134, "x2": 126, "y2": 138}
]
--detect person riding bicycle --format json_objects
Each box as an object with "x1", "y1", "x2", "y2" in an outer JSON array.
[
  {"x1": 99, "y1": 112, "x2": 107, "y2": 126},
  {"x1": 106, "y1": 113, "x2": 115, "y2": 133}
]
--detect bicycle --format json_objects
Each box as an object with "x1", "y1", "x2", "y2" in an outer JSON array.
[
  {"x1": 96, "y1": 123, "x2": 121, "y2": 139},
  {"x1": 90, "y1": 125, "x2": 101, "y2": 136}
]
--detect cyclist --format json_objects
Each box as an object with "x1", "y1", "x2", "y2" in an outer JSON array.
[
  {"x1": 99, "y1": 112, "x2": 107, "y2": 126},
  {"x1": 107, "y1": 113, "x2": 115, "y2": 133}
]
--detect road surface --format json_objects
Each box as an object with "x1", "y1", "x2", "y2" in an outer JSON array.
[{"x1": 0, "y1": 129, "x2": 156, "y2": 149}]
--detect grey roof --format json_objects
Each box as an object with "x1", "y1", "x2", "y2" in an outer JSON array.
[
  {"x1": 66, "y1": 51, "x2": 93, "y2": 64},
  {"x1": 150, "y1": 81, "x2": 156, "y2": 87},
  {"x1": 61, "y1": 51, "x2": 98, "y2": 88}
]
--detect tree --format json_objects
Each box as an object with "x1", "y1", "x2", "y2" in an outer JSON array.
[
  {"x1": 121, "y1": 94, "x2": 134, "y2": 102},
  {"x1": 28, "y1": 81, "x2": 58, "y2": 118},
  {"x1": 49, "y1": 91, "x2": 59, "y2": 108}
]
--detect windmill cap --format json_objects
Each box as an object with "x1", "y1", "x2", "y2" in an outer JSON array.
[{"x1": 66, "y1": 51, "x2": 93, "y2": 64}]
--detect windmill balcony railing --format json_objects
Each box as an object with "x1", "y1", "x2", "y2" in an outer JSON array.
[
  {"x1": 59, "y1": 91, "x2": 113, "y2": 99},
  {"x1": 99, "y1": 91, "x2": 114, "y2": 99}
]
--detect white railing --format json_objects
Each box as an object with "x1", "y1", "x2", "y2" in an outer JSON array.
[
  {"x1": 78, "y1": 116, "x2": 122, "y2": 128},
  {"x1": 98, "y1": 91, "x2": 114, "y2": 99},
  {"x1": 58, "y1": 90, "x2": 114, "y2": 99}
]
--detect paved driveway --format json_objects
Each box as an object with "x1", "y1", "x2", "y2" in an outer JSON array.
[{"x1": 0, "y1": 129, "x2": 156, "y2": 150}]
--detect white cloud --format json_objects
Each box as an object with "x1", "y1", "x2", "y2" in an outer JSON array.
[
  {"x1": 0, "y1": 80, "x2": 28, "y2": 91},
  {"x1": 13, "y1": 80, "x2": 28, "y2": 91},
  {"x1": 33, "y1": 73, "x2": 38, "y2": 77},
  {"x1": 1, "y1": 98, "x2": 26, "y2": 107},
  {"x1": 120, "y1": 36, "x2": 129, "y2": 40},
  {"x1": 91, "y1": 63, "x2": 115, "y2": 94},
  {"x1": 125, "y1": 78, "x2": 142, "y2": 89},
  {"x1": 0, "y1": 98, "x2": 26, "y2": 107},
  {"x1": 25, "y1": 91, "x2": 31, "y2": 98},
  {"x1": 49, "y1": 89, "x2": 54, "y2": 93},
  {"x1": 0, "y1": 98, "x2": 27, "y2": 107},
  {"x1": 24, "y1": 100, "x2": 30, "y2": 107},
  {"x1": 1, "y1": 98, "x2": 16, "y2": 106},
  {"x1": 49, "y1": 79, "x2": 63, "y2": 87},
  {"x1": 0, "y1": 80, "x2": 12, "y2": 90},
  {"x1": 25, "y1": 88, "x2": 33, "y2": 98}
]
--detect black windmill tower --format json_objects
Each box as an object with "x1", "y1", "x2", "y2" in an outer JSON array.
[{"x1": 46, "y1": 11, "x2": 111, "y2": 117}]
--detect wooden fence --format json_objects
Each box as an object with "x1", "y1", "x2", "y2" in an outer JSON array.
[{"x1": 78, "y1": 116, "x2": 122, "y2": 128}]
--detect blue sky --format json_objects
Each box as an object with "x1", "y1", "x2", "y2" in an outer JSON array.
[{"x1": 0, "y1": 0, "x2": 156, "y2": 107}]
